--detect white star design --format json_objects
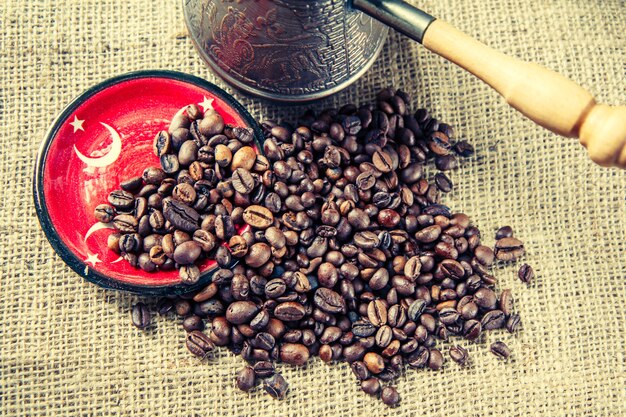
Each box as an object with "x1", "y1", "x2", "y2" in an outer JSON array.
[
  {"x1": 84, "y1": 253, "x2": 102, "y2": 267},
  {"x1": 69, "y1": 115, "x2": 85, "y2": 133},
  {"x1": 198, "y1": 96, "x2": 214, "y2": 112}
]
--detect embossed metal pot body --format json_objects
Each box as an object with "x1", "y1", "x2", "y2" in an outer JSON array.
[{"x1": 183, "y1": 0, "x2": 389, "y2": 101}]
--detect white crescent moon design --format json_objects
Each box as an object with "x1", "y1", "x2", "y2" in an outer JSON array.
[
  {"x1": 74, "y1": 122, "x2": 122, "y2": 167},
  {"x1": 110, "y1": 256, "x2": 124, "y2": 264},
  {"x1": 84, "y1": 221, "x2": 115, "y2": 242}
]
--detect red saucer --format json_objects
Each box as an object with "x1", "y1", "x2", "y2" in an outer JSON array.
[{"x1": 34, "y1": 71, "x2": 264, "y2": 295}]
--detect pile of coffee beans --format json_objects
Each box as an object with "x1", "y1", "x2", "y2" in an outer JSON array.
[
  {"x1": 95, "y1": 104, "x2": 261, "y2": 283},
  {"x1": 114, "y1": 88, "x2": 532, "y2": 407}
]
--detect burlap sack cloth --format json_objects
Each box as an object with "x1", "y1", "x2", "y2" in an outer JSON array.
[{"x1": 1, "y1": 0, "x2": 624, "y2": 415}]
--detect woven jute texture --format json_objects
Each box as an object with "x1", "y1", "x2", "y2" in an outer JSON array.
[{"x1": 1, "y1": 0, "x2": 625, "y2": 415}]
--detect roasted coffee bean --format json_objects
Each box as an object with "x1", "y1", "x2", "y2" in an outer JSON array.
[
  {"x1": 481, "y1": 310, "x2": 506, "y2": 330},
  {"x1": 380, "y1": 386, "x2": 400, "y2": 407},
  {"x1": 232, "y1": 168, "x2": 255, "y2": 194},
  {"x1": 473, "y1": 288, "x2": 497, "y2": 310},
  {"x1": 226, "y1": 301, "x2": 259, "y2": 325},
  {"x1": 518, "y1": 264, "x2": 534, "y2": 285},
  {"x1": 494, "y1": 237, "x2": 525, "y2": 261},
  {"x1": 172, "y1": 183, "x2": 197, "y2": 205},
  {"x1": 120, "y1": 176, "x2": 143, "y2": 193},
  {"x1": 156, "y1": 298, "x2": 174, "y2": 315},
  {"x1": 163, "y1": 198, "x2": 199, "y2": 233},
  {"x1": 251, "y1": 360, "x2": 275, "y2": 378},
  {"x1": 108, "y1": 189, "x2": 134, "y2": 209},
  {"x1": 193, "y1": 229, "x2": 217, "y2": 252},
  {"x1": 415, "y1": 225, "x2": 441, "y2": 243},
  {"x1": 375, "y1": 325, "x2": 393, "y2": 348},
  {"x1": 236, "y1": 366, "x2": 256, "y2": 391},
  {"x1": 364, "y1": 352, "x2": 385, "y2": 374},
  {"x1": 367, "y1": 300, "x2": 388, "y2": 326},
  {"x1": 274, "y1": 302, "x2": 306, "y2": 321},
  {"x1": 243, "y1": 205, "x2": 274, "y2": 229},
  {"x1": 449, "y1": 345, "x2": 469, "y2": 366},
  {"x1": 506, "y1": 313, "x2": 522, "y2": 333},
  {"x1": 173, "y1": 241, "x2": 201, "y2": 265},
  {"x1": 434, "y1": 172, "x2": 453, "y2": 192},
  {"x1": 131, "y1": 302, "x2": 151, "y2": 329},
  {"x1": 186, "y1": 330, "x2": 215, "y2": 358},
  {"x1": 361, "y1": 378, "x2": 381, "y2": 396},
  {"x1": 314, "y1": 288, "x2": 346, "y2": 314},
  {"x1": 407, "y1": 299, "x2": 426, "y2": 322},
  {"x1": 280, "y1": 343, "x2": 309, "y2": 366},
  {"x1": 463, "y1": 319, "x2": 482, "y2": 341},
  {"x1": 490, "y1": 341, "x2": 511, "y2": 359},
  {"x1": 352, "y1": 320, "x2": 377, "y2": 337},
  {"x1": 113, "y1": 214, "x2": 138, "y2": 233},
  {"x1": 94, "y1": 204, "x2": 115, "y2": 223},
  {"x1": 245, "y1": 243, "x2": 271, "y2": 268},
  {"x1": 474, "y1": 245, "x2": 495, "y2": 266},
  {"x1": 182, "y1": 314, "x2": 204, "y2": 332},
  {"x1": 499, "y1": 289, "x2": 514, "y2": 315},
  {"x1": 160, "y1": 154, "x2": 180, "y2": 174},
  {"x1": 264, "y1": 373, "x2": 288, "y2": 400},
  {"x1": 179, "y1": 264, "x2": 200, "y2": 284},
  {"x1": 495, "y1": 225, "x2": 514, "y2": 240}
]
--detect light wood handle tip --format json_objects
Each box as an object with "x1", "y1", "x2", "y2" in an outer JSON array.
[{"x1": 579, "y1": 104, "x2": 626, "y2": 168}]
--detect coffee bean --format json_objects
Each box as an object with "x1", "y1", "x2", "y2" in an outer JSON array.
[
  {"x1": 380, "y1": 386, "x2": 399, "y2": 407},
  {"x1": 236, "y1": 366, "x2": 256, "y2": 391},
  {"x1": 131, "y1": 302, "x2": 151, "y2": 329},
  {"x1": 474, "y1": 245, "x2": 495, "y2": 267},
  {"x1": 113, "y1": 214, "x2": 138, "y2": 232},
  {"x1": 192, "y1": 229, "x2": 217, "y2": 252},
  {"x1": 280, "y1": 343, "x2": 309, "y2": 366},
  {"x1": 173, "y1": 241, "x2": 201, "y2": 265},
  {"x1": 172, "y1": 183, "x2": 196, "y2": 205},
  {"x1": 120, "y1": 176, "x2": 143, "y2": 193},
  {"x1": 367, "y1": 300, "x2": 388, "y2": 326},
  {"x1": 245, "y1": 243, "x2": 271, "y2": 268},
  {"x1": 434, "y1": 172, "x2": 453, "y2": 192},
  {"x1": 375, "y1": 325, "x2": 393, "y2": 348},
  {"x1": 108, "y1": 190, "x2": 134, "y2": 209},
  {"x1": 407, "y1": 299, "x2": 426, "y2": 322},
  {"x1": 179, "y1": 264, "x2": 200, "y2": 284},
  {"x1": 495, "y1": 225, "x2": 514, "y2": 240},
  {"x1": 463, "y1": 319, "x2": 482, "y2": 341},
  {"x1": 481, "y1": 310, "x2": 506, "y2": 330},
  {"x1": 182, "y1": 314, "x2": 204, "y2": 332},
  {"x1": 490, "y1": 341, "x2": 511, "y2": 359},
  {"x1": 186, "y1": 330, "x2": 215, "y2": 358},
  {"x1": 163, "y1": 198, "x2": 199, "y2": 233},
  {"x1": 473, "y1": 288, "x2": 497, "y2": 310},
  {"x1": 415, "y1": 225, "x2": 441, "y2": 243},
  {"x1": 499, "y1": 289, "x2": 514, "y2": 315},
  {"x1": 506, "y1": 313, "x2": 522, "y2": 333},
  {"x1": 363, "y1": 352, "x2": 385, "y2": 374},
  {"x1": 263, "y1": 373, "x2": 288, "y2": 400},
  {"x1": 228, "y1": 235, "x2": 248, "y2": 257},
  {"x1": 251, "y1": 360, "x2": 275, "y2": 378},
  {"x1": 94, "y1": 204, "x2": 115, "y2": 223},
  {"x1": 157, "y1": 153, "x2": 178, "y2": 174},
  {"x1": 352, "y1": 320, "x2": 377, "y2": 337},
  {"x1": 494, "y1": 237, "x2": 525, "y2": 261},
  {"x1": 274, "y1": 302, "x2": 306, "y2": 321},
  {"x1": 314, "y1": 288, "x2": 346, "y2": 314},
  {"x1": 361, "y1": 378, "x2": 381, "y2": 396},
  {"x1": 226, "y1": 301, "x2": 259, "y2": 325},
  {"x1": 449, "y1": 345, "x2": 469, "y2": 366},
  {"x1": 232, "y1": 168, "x2": 255, "y2": 194},
  {"x1": 243, "y1": 205, "x2": 274, "y2": 229},
  {"x1": 518, "y1": 264, "x2": 534, "y2": 285}
]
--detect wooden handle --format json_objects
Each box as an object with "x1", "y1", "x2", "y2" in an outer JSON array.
[{"x1": 422, "y1": 20, "x2": 626, "y2": 168}]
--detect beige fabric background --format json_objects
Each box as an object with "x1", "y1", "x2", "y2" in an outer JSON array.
[{"x1": 1, "y1": 0, "x2": 625, "y2": 415}]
